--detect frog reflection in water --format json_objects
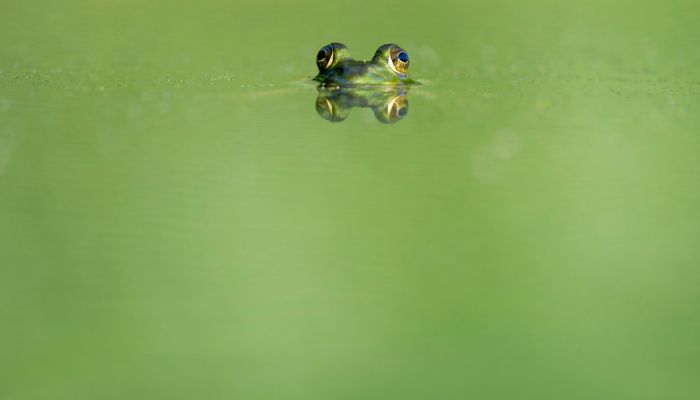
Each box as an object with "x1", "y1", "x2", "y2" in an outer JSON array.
[
  {"x1": 316, "y1": 87, "x2": 409, "y2": 123},
  {"x1": 313, "y1": 43, "x2": 417, "y2": 123}
]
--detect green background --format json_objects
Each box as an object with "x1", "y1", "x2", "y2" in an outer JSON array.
[{"x1": 1, "y1": 0, "x2": 699, "y2": 399}]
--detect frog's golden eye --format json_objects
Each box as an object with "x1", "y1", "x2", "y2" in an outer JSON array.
[
  {"x1": 317, "y1": 43, "x2": 350, "y2": 73},
  {"x1": 316, "y1": 45, "x2": 334, "y2": 72},
  {"x1": 388, "y1": 46, "x2": 410, "y2": 75}
]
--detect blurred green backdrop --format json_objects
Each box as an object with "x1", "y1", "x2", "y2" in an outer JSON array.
[{"x1": 1, "y1": 0, "x2": 699, "y2": 399}]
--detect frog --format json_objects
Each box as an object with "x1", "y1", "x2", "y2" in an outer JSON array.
[
  {"x1": 315, "y1": 86, "x2": 409, "y2": 123},
  {"x1": 313, "y1": 43, "x2": 418, "y2": 86}
]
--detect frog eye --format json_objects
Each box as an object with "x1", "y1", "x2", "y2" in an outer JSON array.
[
  {"x1": 389, "y1": 47, "x2": 410, "y2": 75},
  {"x1": 316, "y1": 45, "x2": 334, "y2": 72},
  {"x1": 316, "y1": 43, "x2": 350, "y2": 72}
]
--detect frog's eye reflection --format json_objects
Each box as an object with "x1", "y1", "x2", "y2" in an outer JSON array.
[
  {"x1": 397, "y1": 52, "x2": 409, "y2": 63},
  {"x1": 316, "y1": 45, "x2": 334, "y2": 72},
  {"x1": 389, "y1": 97, "x2": 409, "y2": 120},
  {"x1": 315, "y1": 94, "x2": 349, "y2": 122},
  {"x1": 374, "y1": 94, "x2": 408, "y2": 123}
]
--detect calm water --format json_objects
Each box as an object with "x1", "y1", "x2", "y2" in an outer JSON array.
[{"x1": 1, "y1": 1, "x2": 699, "y2": 399}]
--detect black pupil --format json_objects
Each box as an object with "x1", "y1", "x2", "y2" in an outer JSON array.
[
  {"x1": 317, "y1": 49, "x2": 327, "y2": 62},
  {"x1": 397, "y1": 52, "x2": 409, "y2": 63}
]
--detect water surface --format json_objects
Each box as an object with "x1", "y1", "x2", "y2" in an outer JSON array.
[{"x1": 1, "y1": 1, "x2": 699, "y2": 399}]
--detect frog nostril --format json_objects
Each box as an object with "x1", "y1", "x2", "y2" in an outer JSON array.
[{"x1": 397, "y1": 51, "x2": 409, "y2": 63}]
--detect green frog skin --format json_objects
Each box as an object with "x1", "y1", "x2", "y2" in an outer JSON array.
[{"x1": 314, "y1": 43, "x2": 418, "y2": 86}]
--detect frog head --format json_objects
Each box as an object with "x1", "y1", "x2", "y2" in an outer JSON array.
[{"x1": 314, "y1": 43, "x2": 417, "y2": 86}]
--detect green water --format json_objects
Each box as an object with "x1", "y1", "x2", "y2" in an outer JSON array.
[{"x1": 2, "y1": 0, "x2": 699, "y2": 399}]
